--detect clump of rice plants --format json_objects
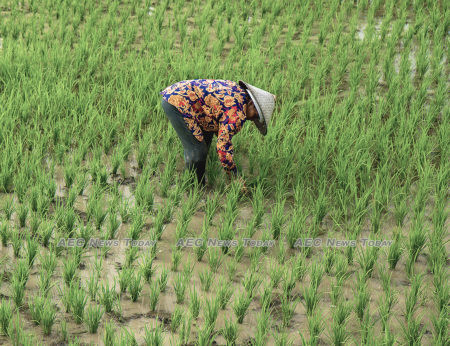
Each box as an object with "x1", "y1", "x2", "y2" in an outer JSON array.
[
  {"x1": 223, "y1": 315, "x2": 238, "y2": 345},
  {"x1": 40, "y1": 300, "x2": 57, "y2": 336},
  {"x1": 148, "y1": 281, "x2": 160, "y2": 312},
  {"x1": 158, "y1": 265, "x2": 169, "y2": 292},
  {"x1": 233, "y1": 289, "x2": 252, "y2": 324},
  {"x1": 173, "y1": 272, "x2": 190, "y2": 304},
  {"x1": 140, "y1": 251, "x2": 157, "y2": 283},
  {"x1": 0, "y1": 299, "x2": 13, "y2": 336},
  {"x1": 207, "y1": 247, "x2": 223, "y2": 273},
  {"x1": 255, "y1": 306, "x2": 272, "y2": 345},
  {"x1": 387, "y1": 228, "x2": 403, "y2": 269},
  {"x1": 84, "y1": 304, "x2": 104, "y2": 333},
  {"x1": 199, "y1": 268, "x2": 214, "y2": 292},
  {"x1": 71, "y1": 283, "x2": 88, "y2": 324},
  {"x1": 143, "y1": 319, "x2": 164, "y2": 345},
  {"x1": 128, "y1": 272, "x2": 144, "y2": 302},
  {"x1": 203, "y1": 296, "x2": 220, "y2": 333},
  {"x1": 170, "y1": 306, "x2": 184, "y2": 333},
  {"x1": 99, "y1": 281, "x2": 119, "y2": 314},
  {"x1": 216, "y1": 276, "x2": 233, "y2": 310}
]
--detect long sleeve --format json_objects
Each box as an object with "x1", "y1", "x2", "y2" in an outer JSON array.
[{"x1": 216, "y1": 107, "x2": 246, "y2": 175}]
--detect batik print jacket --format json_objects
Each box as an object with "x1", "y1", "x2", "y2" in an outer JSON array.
[{"x1": 160, "y1": 79, "x2": 249, "y2": 175}]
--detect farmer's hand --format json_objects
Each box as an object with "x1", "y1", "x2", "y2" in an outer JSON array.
[
  {"x1": 225, "y1": 171, "x2": 249, "y2": 195},
  {"x1": 236, "y1": 175, "x2": 248, "y2": 195}
]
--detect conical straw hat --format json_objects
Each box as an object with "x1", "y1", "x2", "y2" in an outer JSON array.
[{"x1": 239, "y1": 80, "x2": 276, "y2": 136}]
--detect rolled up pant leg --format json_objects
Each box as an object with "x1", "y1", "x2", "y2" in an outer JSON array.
[{"x1": 161, "y1": 98, "x2": 209, "y2": 185}]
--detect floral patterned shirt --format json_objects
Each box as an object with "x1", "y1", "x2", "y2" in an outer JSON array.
[{"x1": 160, "y1": 79, "x2": 249, "y2": 175}]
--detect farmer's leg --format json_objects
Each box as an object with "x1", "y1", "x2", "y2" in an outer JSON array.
[
  {"x1": 204, "y1": 131, "x2": 215, "y2": 153},
  {"x1": 161, "y1": 98, "x2": 208, "y2": 184}
]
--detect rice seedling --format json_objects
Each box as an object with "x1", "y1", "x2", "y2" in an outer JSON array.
[
  {"x1": 17, "y1": 203, "x2": 28, "y2": 228},
  {"x1": 270, "y1": 197, "x2": 286, "y2": 240},
  {"x1": 171, "y1": 245, "x2": 182, "y2": 272},
  {"x1": 124, "y1": 246, "x2": 139, "y2": 268},
  {"x1": 286, "y1": 208, "x2": 307, "y2": 249},
  {"x1": 38, "y1": 267, "x2": 54, "y2": 298},
  {"x1": 207, "y1": 247, "x2": 223, "y2": 273},
  {"x1": 276, "y1": 238, "x2": 287, "y2": 265},
  {"x1": 158, "y1": 265, "x2": 169, "y2": 292},
  {"x1": 216, "y1": 276, "x2": 233, "y2": 310},
  {"x1": 84, "y1": 304, "x2": 104, "y2": 333},
  {"x1": 0, "y1": 299, "x2": 12, "y2": 336},
  {"x1": 327, "y1": 301, "x2": 352, "y2": 345},
  {"x1": 28, "y1": 295, "x2": 45, "y2": 325},
  {"x1": 242, "y1": 269, "x2": 262, "y2": 299},
  {"x1": 431, "y1": 306, "x2": 448, "y2": 345},
  {"x1": 63, "y1": 255, "x2": 79, "y2": 286},
  {"x1": 107, "y1": 212, "x2": 121, "y2": 239},
  {"x1": 117, "y1": 327, "x2": 138, "y2": 346},
  {"x1": 217, "y1": 217, "x2": 236, "y2": 255},
  {"x1": 404, "y1": 273, "x2": 423, "y2": 321},
  {"x1": 203, "y1": 296, "x2": 220, "y2": 332},
  {"x1": 173, "y1": 272, "x2": 190, "y2": 304},
  {"x1": 199, "y1": 268, "x2": 214, "y2": 292},
  {"x1": 267, "y1": 258, "x2": 283, "y2": 289},
  {"x1": 170, "y1": 306, "x2": 184, "y2": 333},
  {"x1": 148, "y1": 281, "x2": 160, "y2": 312},
  {"x1": 226, "y1": 258, "x2": 238, "y2": 283},
  {"x1": 10, "y1": 276, "x2": 24, "y2": 311},
  {"x1": 233, "y1": 289, "x2": 252, "y2": 324},
  {"x1": 195, "y1": 221, "x2": 209, "y2": 262},
  {"x1": 140, "y1": 251, "x2": 157, "y2": 283},
  {"x1": 0, "y1": 222, "x2": 9, "y2": 247},
  {"x1": 24, "y1": 236, "x2": 38, "y2": 268},
  {"x1": 222, "y1": 315, "x2": 238, "y2": 346},
  {"x1": 399, "y1": 312, "x2": 425, "y2": 345},
  {"x1": 143, "y1": 319, "x2": 164, "y2": 346},
  {"x1": 159, "y1": 156, "x2": 176, "y2": 198},
  {"x1": 233, "y1": 236, "x2": 245, "y2": 263},
  {"x1": 353, "y1": 270, "x2": 370, "y2": 322},
  {"x1": 431, "y1": 262, "x2": 448, "y2": 315},
  {"x1": 117, "y1": 267, "x2": 132, "y2": 294},
  {"x1": 135, "y1": 177, "x2": 155, "y2": 212},
  {"x1": 40, "y1": 300, "x2": 56, "y2": 336},
  {"x1": 281, "y1": 267, "x2": 296, "y2": 300},
  {"x1": 387, "y1": 228, "x2": 403, "y2": 270},
  {"x1": 70, "y1": 284, "x2": 88, "y2": 324},
  {"x1": 29, "y1": 213, "x2": 41, "y2": 236},
  {"x1": 255, "y1": 306, "x2": 272, "y2": 345},
  {"x1": 9, "y1": 311, "x2": 35, "y2": 346},
  {"x1": 128, "y1": 209, "x2": 144, "y2": 241},
  {"x1": 103, "y1": 319, "x2": 116, "y2": 346},
  {"x1": 119, "y1": 197, "x2": 131, "y2": 223},
  {"x1": 38, "y1": 221, "x2": 53, "y2": 248},
  {"x1": 356, "y1": 243, "x2": 379, "y2": 279},
  {"x1": 280, "y1": 294, "x2": 298, "y2": 328},
  {"x1": 196, "y1": 323, "x2": 215, "y2": 346},
  {"x1": 2, "y1": 196, "x2": 14, "y2": 221},
  {"x1": 406, "y1": 214, "x2": 427, "y2": 275},
  {"x1": 205, "y1": 192, "x2": 220, "y2": 226},
  {"x1": 99, "y1": 281, "x2": 118, "y2": 314},
  {"x1": 360, "y1": 306, "x2": 376, "y2": 345},
  {"x1": 251, "y1": 184, "x2": 265, "y2": 229},
  {"x1": 128, "y1": 273, "x2": 144, "y2": 302},
  {"x1": 378, "y1": 270, "x2": 398, "y2": 331},
  {"x1": 175, "y1": 219, "x2": 189, "y2": 245}
]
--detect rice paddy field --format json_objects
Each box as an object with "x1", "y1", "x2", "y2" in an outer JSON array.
[{"x1": 0, "y1": 0, "x2": 448, "y2": 345}]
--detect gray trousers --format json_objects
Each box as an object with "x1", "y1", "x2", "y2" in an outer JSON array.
[{"x1": 161, "y1": 98, "x2": 214, "y2": 185}]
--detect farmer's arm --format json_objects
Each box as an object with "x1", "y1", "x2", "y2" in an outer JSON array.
[{"x1": 216, "y1": 109, "x2": 245, "y2": 178}]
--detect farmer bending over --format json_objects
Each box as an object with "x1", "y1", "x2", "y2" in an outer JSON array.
[{"x1": 160, "y1": 79, "x2": 276, "y2": 191}]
